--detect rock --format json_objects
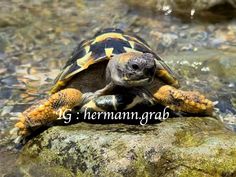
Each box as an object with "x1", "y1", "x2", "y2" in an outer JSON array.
[
  {"x1": 161, "y1": 33, "x2": 178, "y2": 48},
  {"x1": 125, "y1": 0, "x2": 236, "y2": 13},
  {"x1": 18, "y1": 117, "x2": 236, "y2": 177}
]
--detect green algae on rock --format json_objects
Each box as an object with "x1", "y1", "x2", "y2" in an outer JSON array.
[{"x1": 18, "y1": 117, "x2": 236, "y2": 177}]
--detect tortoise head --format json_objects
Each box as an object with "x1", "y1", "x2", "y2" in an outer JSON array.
[{"x1": 107, "y1": 52, "x2": 156, "y2": 87}]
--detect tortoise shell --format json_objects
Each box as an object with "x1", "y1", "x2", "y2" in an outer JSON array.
[{"x1": 51, "y1": 28, "x2": 177, "y2": 94}]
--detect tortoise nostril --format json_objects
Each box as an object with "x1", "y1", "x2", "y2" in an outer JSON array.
[{"x1": 131, "y1": 64, "x2": 140, "y2": 70}]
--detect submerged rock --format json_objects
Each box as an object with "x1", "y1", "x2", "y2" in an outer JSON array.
[{"x1": 18, "y1": 117, "x2": 236, "y2": 177}]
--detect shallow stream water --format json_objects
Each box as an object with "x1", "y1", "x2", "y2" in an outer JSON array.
[{"x1": 0, "y1": 0, "x2": 236, "y2": 176}]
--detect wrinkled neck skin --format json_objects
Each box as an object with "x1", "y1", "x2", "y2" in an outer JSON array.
[{"x1": 106, "y1": 58, "x2": 123, "y2": 86}]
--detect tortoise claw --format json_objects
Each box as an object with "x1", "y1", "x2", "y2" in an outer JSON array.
[
  {"x1": 10, "y1": 88, "x2": 84, "y2": 144},
  {"x1": 154, "y1": 85, "x2": 214, "y2": 116},
  {"x1": 9, "y1": 127, "x2": 26, "y2": 145},
  {"x1": 13, "y1": 136, "x2": 24, "y2": 144},
  {"x1": 9, "y1": 127, "x2": 19, "y2": 135}
]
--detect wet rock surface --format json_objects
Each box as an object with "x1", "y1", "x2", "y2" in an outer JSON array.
[
  {"x1": 17, "y1": 117, "x2": 236, "y2": 177},
  {"x1": 126, "y1": 0, "x2": 236, "y2": 13}
]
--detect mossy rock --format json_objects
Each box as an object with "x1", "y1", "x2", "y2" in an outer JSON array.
[{"x1": 18, "y1": 117, "x2": 236, "y2": 177}]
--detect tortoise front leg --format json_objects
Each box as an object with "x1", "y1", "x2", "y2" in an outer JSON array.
[
  {"x1": 154, "y1": 59, "x2": 180, "y2": 88},
  {"x1": 11, "y1": 88, "x2": 83, "y2": 143},
  {"x1": 153, "y1": 85, "x2": 214, "y2": 115},
  {"x1": 80, "y1": 94, "x2": 145, "y2": 112}
]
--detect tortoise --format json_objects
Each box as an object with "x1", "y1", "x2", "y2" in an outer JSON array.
[{"x1": 11, "y1": 28, "x2": 214, "y2": 143}]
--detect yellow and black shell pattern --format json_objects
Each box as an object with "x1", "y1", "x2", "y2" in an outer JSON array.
[{"x1": 51, "y1": 28, "x2": 176, "y2": 94}]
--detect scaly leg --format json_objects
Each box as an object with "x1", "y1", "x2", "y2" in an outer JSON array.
[
  {"x1": 153, "y1": 85, "x2": 214, "y2": 115},
  {"x1": 11, "y1": 88, "x2": 83, "y2": 143},
  {"x1": 154, "y1": 59, "x2": 180, "y2": 88}
]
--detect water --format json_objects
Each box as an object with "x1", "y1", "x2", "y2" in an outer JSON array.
[{"x1": 0, "y1": 0, "x2": 236, "y2": 175}]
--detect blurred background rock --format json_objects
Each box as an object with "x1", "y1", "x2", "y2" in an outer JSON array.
[{"x1": 126, "y1": 0, "x2": 236, "y2": 13}]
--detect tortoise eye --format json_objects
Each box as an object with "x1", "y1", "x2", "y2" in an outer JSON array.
[{"x1": 131, "y1": 64, "x2": 139, "y2": 70}]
